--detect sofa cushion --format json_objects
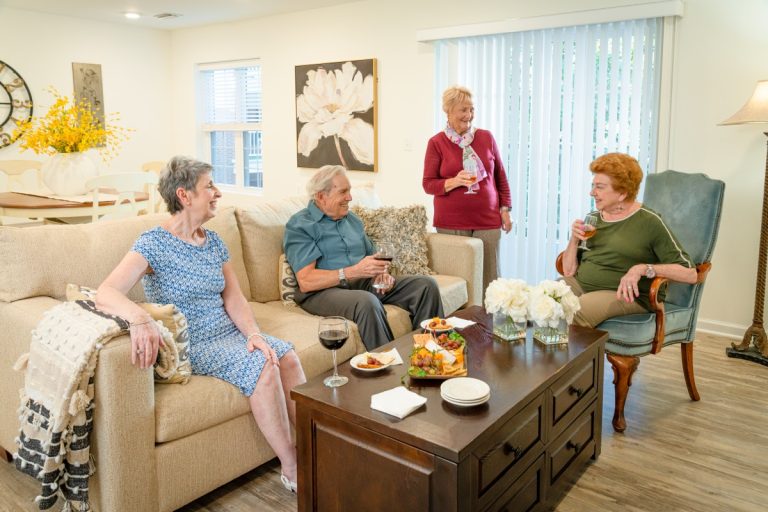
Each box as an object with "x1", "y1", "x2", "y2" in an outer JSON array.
[
  {"x1": 431, "y1": 274, "x2": 468, "y2": 316},
  {"x1": 154, "y1": 300, "x2": 364, "y2": 443},
  {"x1": 235, "y1": 197, "x2": 307, "y2": 302},
  {"x1": 66, "y1": 284, "x2": 192, "y2": 385},
  {"x1": 0, "y1": 207, "x2": 249, "y2": 304},
  {"x1": 350, "y1": 205, "x2": 434, "y2": 276},
  {"x1": 278, "y1": 254, "x2": 299, "y2": 306}
]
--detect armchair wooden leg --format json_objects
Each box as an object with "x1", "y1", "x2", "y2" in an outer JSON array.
[
  {"x1": 681, "y1": 342, "x2": 701, "y2": 401},
  {"x1": 606, "y1": 353, "x2": 639, "y2": 433}
]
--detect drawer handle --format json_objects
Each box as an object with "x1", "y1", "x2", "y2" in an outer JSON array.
[
  {"x1": 502, "y1": 442, "x2": 522, "y2": 459},
  {"x1": 568, "y1": 385, "x2": 585, "y2": 398},
  {"x1": 566, "y1": 440, "x2": 582, "y2": 452}
]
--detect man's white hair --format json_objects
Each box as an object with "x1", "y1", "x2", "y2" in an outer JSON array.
[{"x1": 306, "y1": 165, "x2": 347, "y2": 197}]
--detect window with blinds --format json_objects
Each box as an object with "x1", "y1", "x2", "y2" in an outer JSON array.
[
  {"x1": 434, "y1": 17, "x2": 663, "y2": 283},
  {"x1": 199, "y1": 61, "x2": 263, "y2": 188}
]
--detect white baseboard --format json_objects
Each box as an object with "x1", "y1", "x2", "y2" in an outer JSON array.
[{"x1": 696, "y1": 318, "x2": 745, "y2": 340}]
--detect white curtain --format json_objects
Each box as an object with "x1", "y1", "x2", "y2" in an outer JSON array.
[{"x1": 435, "y1": 18, "x2": 662, "y2": 283}]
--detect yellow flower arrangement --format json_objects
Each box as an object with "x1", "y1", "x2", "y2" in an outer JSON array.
[{"x1": 13, "y1": 87, "x2": 132, "y2": 161}]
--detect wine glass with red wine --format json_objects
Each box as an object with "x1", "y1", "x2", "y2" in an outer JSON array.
[
  {"x1": 373, "y1": 242, "x2": 396, "y2": 290},
  {"x1": 318, "y1": 316, "x2": 349, "y2": 388}
]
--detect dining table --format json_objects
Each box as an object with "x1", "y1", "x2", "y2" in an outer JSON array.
[{"x1": 0, "y1": 190, "x2": 150, "y2": 225}]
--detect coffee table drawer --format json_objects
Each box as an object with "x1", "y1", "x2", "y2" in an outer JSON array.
[
  {"x1": 550, "y1": 349, "x2": 598, "y2": 435},
  {"x1": 475, "y1": 393, "x2": 545, "y2": 496},
  {"x1": 485, "y1": 454, "x2": 546, "y2": 512},
  {"x1": 549, "y1": 399, "x2": 598, "y2": 484}
]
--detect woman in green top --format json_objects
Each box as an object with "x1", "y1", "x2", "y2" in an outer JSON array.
[{"x1": 561, "y1": 153, "x2": 698, "y2": 328}]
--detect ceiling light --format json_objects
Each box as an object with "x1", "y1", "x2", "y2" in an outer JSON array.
[{"x1": 124, "y1": 12, "x2": 141, "y2": 20}]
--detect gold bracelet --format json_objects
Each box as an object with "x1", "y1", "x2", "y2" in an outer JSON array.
[{"x1": 129, "y1": 318, "x2": 152, "y2": 327}]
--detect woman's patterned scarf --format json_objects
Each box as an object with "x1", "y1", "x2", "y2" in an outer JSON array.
[{"x1": 444, "y1": 124, "x2": 488, "y2": 192}]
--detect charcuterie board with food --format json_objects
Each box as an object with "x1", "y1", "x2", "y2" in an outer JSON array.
[{"x1": 407, "y1": 331, "x2": 467, "y2": 379}]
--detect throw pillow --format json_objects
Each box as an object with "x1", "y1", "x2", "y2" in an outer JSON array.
[
  {"x1": 278, "y1": 254, "x2": 299, "y2": 307},
  {"x1": 65, "y1": 284, "x2": 191, "y2": 384},
  {"x1": 350, "y1": 205, "x2": 434, "y2": 276}
]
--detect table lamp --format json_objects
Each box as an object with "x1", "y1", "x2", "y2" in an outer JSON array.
[{"x1": 720, "y1": 80, "x2": 768, "y2": 365}]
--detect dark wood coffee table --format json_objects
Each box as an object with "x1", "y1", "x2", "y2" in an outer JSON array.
[{"x1": 292, "y1": 306, "x2": 606, "y2": 511}]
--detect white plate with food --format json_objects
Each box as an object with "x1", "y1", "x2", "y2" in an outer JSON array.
[
  {"x1": 420, "y1": 317, "x2": 454, "y2": 332},
  {"x1": 350, "y1": 352, "x2": 395, "y2": 372}
]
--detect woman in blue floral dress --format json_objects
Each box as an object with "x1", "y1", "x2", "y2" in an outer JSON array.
[{"x1": 96, "y1": 156, "x2": 305, "y2": 492}]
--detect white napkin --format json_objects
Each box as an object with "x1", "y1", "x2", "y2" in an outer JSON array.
[
  {"x1": 370, "y1": 386, "x2": 428, "y2": 419},
  {"x1": 425, "y1": 340, "x2": 456, "y2": 364},
  {"x1": 377, "y1": 347, "x2": 403, "y2": 365},
  {"x1": 447, "y1": 316, "x2": 476, "y2": 329}
]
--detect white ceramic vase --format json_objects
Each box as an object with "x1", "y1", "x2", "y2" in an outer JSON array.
[{"x1": 41, "y1": 152, "x2": 98, "y2": 196}]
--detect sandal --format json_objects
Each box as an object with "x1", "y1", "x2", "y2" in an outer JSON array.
[{"x1": 281, "y1": 473, "x2": 297, "y2": 493}]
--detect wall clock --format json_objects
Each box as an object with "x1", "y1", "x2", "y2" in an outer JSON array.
[{"x1": 0, "y1": 60, "x2": 34, "y2": 149}]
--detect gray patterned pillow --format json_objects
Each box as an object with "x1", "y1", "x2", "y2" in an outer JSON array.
[
  {"x1": 278, "y1": 254, "x2": 299, "y2": 306},
  {"x1": 351, "y1": 205, "x2": 434, "y2": 276}
]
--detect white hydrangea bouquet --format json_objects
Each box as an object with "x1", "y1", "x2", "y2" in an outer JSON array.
[
  {"x1": 528, "y1": 280, "x2": 581, "y2": 344},
  {"x1": 484, "y1": 278, "x2": 531, "y2": 323},
  {"x1": 484, "y1": 278, "x2": 530, "y2": 340}
]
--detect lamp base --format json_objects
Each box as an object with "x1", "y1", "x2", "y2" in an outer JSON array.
[{"x1": 726, "y1": 346, "x2": 768, "y2": 367}]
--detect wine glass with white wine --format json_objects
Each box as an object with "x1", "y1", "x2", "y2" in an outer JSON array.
[{"x1": 578, "y1": 213, "x2": 598, "y2": 251}]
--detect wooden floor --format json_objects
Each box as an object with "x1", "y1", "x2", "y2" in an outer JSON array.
[{"x1": 1, "y1": 332, "x2": 765, "y2": 511}]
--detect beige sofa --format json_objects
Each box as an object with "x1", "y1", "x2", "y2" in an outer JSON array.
[{"x1": 0, "y1": 197, "x2": 482, "y2": 511}]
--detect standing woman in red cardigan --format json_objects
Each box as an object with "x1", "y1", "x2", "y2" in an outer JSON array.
[{"x1": 423, "y1": 85, "x2": 513, "y2": 296}]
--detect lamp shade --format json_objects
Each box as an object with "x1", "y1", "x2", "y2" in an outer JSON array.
[{"x1": 720, "y1": 80, "x2": 768, "y2": 125}]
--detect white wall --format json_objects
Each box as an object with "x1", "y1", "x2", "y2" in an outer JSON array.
[
  {"x1": 0, "y1": 8, "x2": 173, "y2": 173},
  {"x1": 1, "y1": 1, "x2": 763, "y2": 335},
  {"x1": 168, "y1": 0, "x2": 765, "y2": 334}
]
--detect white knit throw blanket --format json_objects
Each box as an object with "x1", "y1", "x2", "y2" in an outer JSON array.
[{"x1": 14, "y1": 300, "x2": 135, "y2": 511}]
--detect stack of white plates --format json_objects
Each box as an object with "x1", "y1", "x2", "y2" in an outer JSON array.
[{"x1": 440, "y1": 377, "x2": 491, "y2": 407}]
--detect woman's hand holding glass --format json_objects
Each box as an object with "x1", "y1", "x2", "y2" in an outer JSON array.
[{"x1": 575, "y1": 214, "x2": 598, "y2": 250}]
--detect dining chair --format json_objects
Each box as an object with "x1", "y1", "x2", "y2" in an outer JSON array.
[
  {"x1": 84, "y1": 172, "x2": 159, "y2": 222},
  {"x1": 556, "y1": 170, "x2": 725, "y2": 432},
  {"x1": 142, "y1": 160, "x2": 166, "y2": 211},
  {"x1": 0, "y1": 160, "x2": 45, "y2": 226},
  {"x1": 0, "y1": 160, "x2": 43, "y2": 192}
]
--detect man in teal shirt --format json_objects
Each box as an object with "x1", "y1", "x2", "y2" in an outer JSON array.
[{"x1": 284, "y1": 165, "x2": 443, "y2": 349}]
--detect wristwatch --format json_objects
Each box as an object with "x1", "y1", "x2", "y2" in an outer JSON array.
[
  {"x1": 500, "y1": 206, "x2": 510, "y2": 213},
  {"x1": 645, "y1": 264, "x2": 657, "y2": 279},
  {"x1": 338, "y1": 267, "x2": 348, "y2": 287}
]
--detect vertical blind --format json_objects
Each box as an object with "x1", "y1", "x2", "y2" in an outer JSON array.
[
  {"x1": 200, "y1": 66, "x2": 263, "y2": 124},
  {"x1": 434, "y1": 17, "x2": 662, "y2": 283}
]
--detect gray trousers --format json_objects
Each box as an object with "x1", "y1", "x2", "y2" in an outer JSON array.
[
  {"x1": 437, "y1": 228, "x2": 501, "y2": 296},
  {"x1": 294, "y1": 276, "x2": 444, "y2": 350}
]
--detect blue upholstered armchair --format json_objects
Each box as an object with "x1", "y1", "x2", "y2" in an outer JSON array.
[{"x1": 558, "y1": 170, "x2": 725, "y2": 432}]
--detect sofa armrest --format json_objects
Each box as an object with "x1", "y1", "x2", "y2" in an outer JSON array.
[
  {"x1": 426, "y1": 233, "x2": 484, "y2": 306},
  {"x1": 91, "y1": 334, "x2": 159, "y2": 511}
]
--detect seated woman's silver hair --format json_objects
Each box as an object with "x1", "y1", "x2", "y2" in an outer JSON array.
[
  {"x1": 158, "y1": 156, "x2": 213, "y2": 214},
  {"x1": 306, "y1": 165, "x2": 347, "y2": 197}
]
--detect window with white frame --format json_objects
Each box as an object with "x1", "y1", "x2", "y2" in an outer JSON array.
[
  {"x1": 433, "y1": 17, "x2": 664, "y2": 284},
  {"x1": 198, "y1": 60, "x2": 263, "y2": 189}
]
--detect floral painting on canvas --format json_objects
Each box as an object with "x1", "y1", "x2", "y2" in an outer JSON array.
[{"x1": 295, "y1": 59, "x2": 377, "y2": 171}]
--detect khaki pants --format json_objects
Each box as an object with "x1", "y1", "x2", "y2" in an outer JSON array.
[
  {"x1": 436, "y1": 228, "x2": 500, "y2": 296},
  {"x1": 563, "y1": 276, "x2": 646, "y2": 328}
]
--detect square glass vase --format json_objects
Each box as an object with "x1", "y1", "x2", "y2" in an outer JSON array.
[
  {"x1": 492, "y1": 312, "x2": 527, "y2": 341},
  {"x1": 533, "y1": 319, "x2": 569, "y2": 345}
]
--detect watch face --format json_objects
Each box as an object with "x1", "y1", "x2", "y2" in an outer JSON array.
[{"x1": 0, "y1": 60, "x2": 34, "y2": 148}]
